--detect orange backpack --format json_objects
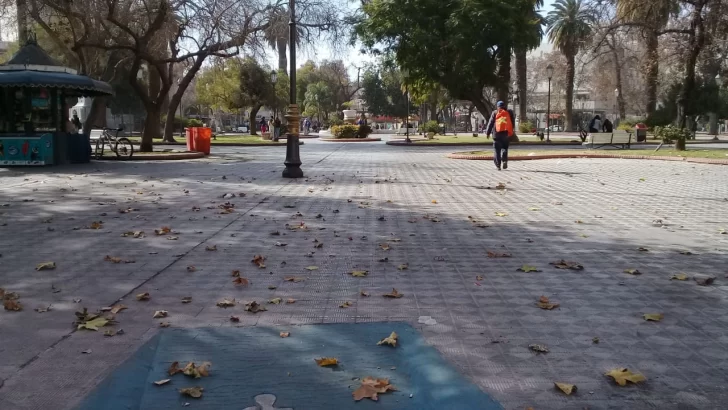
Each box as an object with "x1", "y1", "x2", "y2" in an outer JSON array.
[{"x1": 495, "y1": 108, "x2": 514, "y2": 136}]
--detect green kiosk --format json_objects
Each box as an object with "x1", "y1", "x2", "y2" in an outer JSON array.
[{"x1": 0, "y1": 38, "x2": 113, "y2": 166}]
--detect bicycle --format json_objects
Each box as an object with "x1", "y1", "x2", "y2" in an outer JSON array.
[{"x1": 94, "y1": 126, "x2": 134, "y2": 160}]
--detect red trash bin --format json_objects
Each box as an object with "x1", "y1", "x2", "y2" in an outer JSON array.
[
  {"x1": 185, "y1": 128, "x2": 195, "y2": 152},
  {"x1": 194, "y1": 127, "x2": 212, "y2": 155}
]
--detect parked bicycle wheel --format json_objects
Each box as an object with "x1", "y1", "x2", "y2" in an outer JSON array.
[
  {"x1": 115, "y1": 138, "x2": 134, "y2": 159},
  {"x1": 94, "y1": 137, "x2": 105, "y2": 159}
]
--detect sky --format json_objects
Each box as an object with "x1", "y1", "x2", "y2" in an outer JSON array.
[{"x1": 266, "y1": 0, "x2": 558, "y2": 75}]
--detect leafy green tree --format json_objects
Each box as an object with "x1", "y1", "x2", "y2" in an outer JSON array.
[
  {"x1": 196, "y1": 58, "x2": 242, "y2": 113},
  {"x1": 355, "y1": 0, "x2": 541, "y2": 119},
  {"x1": 546, "y1": 0, "x2": 595, "y2": 131},
  {"x1": 238, "y1": 57, "x2": 276, "y2": 135},
  {"x1": 303, "y1": 81, "x2": 334, "y2": 122},
  {"x1": 361, "y1": 70, "x2": 390, "y2": 116}
]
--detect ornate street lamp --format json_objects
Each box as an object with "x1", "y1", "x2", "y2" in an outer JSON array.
[
  {"x1": 283, "y1": 0, "x2": 303, "y2": 178},
  {"x1": 546, "y1": 64, "x2": 554, "y2": 143},
  {"x1": 270, "y1": 70, "x2": 277, "y2": 122}
]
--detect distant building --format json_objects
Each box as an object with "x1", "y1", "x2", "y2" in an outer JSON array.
[{"x1": 527, "y1": 81, "x2": 615, "y2": 131}]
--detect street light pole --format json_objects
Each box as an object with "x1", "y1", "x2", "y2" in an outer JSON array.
[
  {"x1": 546, "y1": 64, "x2": 553, "y2": 143},
  {"x1": 283, "y1": 0, "x2": 303, "y2": 178}
]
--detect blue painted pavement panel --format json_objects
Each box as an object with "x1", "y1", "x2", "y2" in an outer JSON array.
[{"x1": 76, "y1": 322, "x2": 502, "y2": 410}]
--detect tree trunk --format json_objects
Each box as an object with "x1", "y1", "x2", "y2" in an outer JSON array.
[
  {"x1": 141, "y1": 104, "x2": 161, "y2": 152},
  {"x1": 644, "y1": 31, "x2": 659, "y2": 117},
  {"x1": 429, "y1": 102, "x2": 437, "y2": 123},
  {"x1": 277, "y1": 38, "x2": 288, "y2": 72},
  {"x1": 613, "y1": 53, "x2": 625, "y2": 119},
  {"x1": 677, "y1": 4, "x2": 706, "y2": 135},
  {"x1": 162, "y1": 55, "x2": 206, "y2": 142},
  {"x1": 249, "y1": 104, "x2": 262, "y2": 135},
  {"x1": 565, "y1": 53, "x2": 576, "y2": 132},
  {"x1": 515, "y1": 48, "x2": 528, "y2": 122},
  {"x1": 496, "y1": 45, "x2": 511, "y2": 103},
  {"x1": 82, "y1": 98, "x2": 106, "y2": 135}
]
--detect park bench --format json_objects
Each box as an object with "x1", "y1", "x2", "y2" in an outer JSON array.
[
  {"x1": 89, "y1": 129, "x2": 103, "y2": 141},
  {"x1": 583, "y1": 131, "x2": 632, "y2": 149}
]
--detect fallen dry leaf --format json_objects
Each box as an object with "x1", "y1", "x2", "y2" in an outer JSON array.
[
  {"x1": 136, "y1": 292, "x2": 151, "y2": 301},
  {"x1": 35, "y1": 261, "x2": 56, "y2": 271},
  {"x1": 205, "y1": 245, "x2": 217, "y2": 251},
  {"x1": 529, "y1": 344, "x2": 549, "y2": 353},
  {"x1": 159, "y1": 322, "x2": 171, "y2": 328},
  {"x1": 679, "y1": 250, "x2": 694, "y2": 255},
  {"x1": 537, "y1": 296, "x2": 559, "y2": 310},
  {"x1": 379, "y1": 244, "x2": 390, "y2": 251},
  {"x1": 251, "y1": 255, "x2": 266, "y2": 268},
  {"x1": 183, "y1": 362, "x2": 211, "y2": 378},
  {"x1": 104, "y1": 255, "x2": 135, "y2": 264},
  {"x1": 179, "y1": 386, "x2": 203, "y2": 398},
  {"x1": 110, "y1": 304, "x2": 127, "y2": 314},
  {"x1": 377, "y1": 332, "x2": 398, "y2": 347},
  {"x1": 339, "y1": 301, "x2": 353, "y2": 308},
  {"x1": 670, "y1": 273, "x2": 689, "y2": 281},
  {"x1": 643, "y1": 313, "x2": 663, "y2": 322},
  {"x1": 153, "y1": 310, "x2": 169, "y2": 319},
  {"x1": 315, "y1": 357, "x2": 338, "y2": 367},
  {"x1": 187, "y1": 266, "x2": 197, "y2": 272},
  {"x1": 4, "y1": 299, "x2": 22, "y2": 311},
  {"x1": 34, "y1": 304, "x2": 52, "y2": 313},
  {"x1": 554, "y1": 382, "x2": 577, "y2": 395},
  {"x1": 77, "y1": 316, "x2": 109, "y2": 331},
  {"x1": 153, "y1": 379, "x2": 171, "y2": 386},
  {"x1": 476, "y1": 275, "x2": 484, "y2": 281},
  {"x1": 229, "y1": 316, "x2": 240, "y2": 322},
  {"x1": 605, "y1": 368, "x2": 646, "y2": 386},
  {"x1": 487, "y1": 251, "x2": 512, "y2": 258},
  {"x1": 269, "y1": 298, "x2": 282, "y2": 305},
  {"x1": 518, "y1": 265, "x2": 541, "y2": 273},
  {"x1": 306, "y1": 266, "x2": 319, "y2": 271},
  {"x1": 637, "y1": 247, "x2": 649, "y2": 252},
  {"x1": 286, "y1": 298, "x2": 296, "y2": 304},
  {"x1": 87, "y1": 221, "x2": 103, "y2": 230},
  {"x1": 495, "y1": 212, "x2": 508, "y2": 217},
  {"x1": 245, "y1": 301, "x2": 267, "y2": 313},
  {"x1": 280, "y1": 331, "x2": 290, "y2": 338},
  {"x1": 216, "y1": 298, "x2": 236, "y2": 308},
  {"x1": 231, "y1": 270, "x2": 241, "y2": 277},
  {"x1": 166, "y1": 236, "x2": 179, "y2": 241},
  {"x1": 284, "y1": 277, "x2": 305, "y2": 283},
  {"x1": 549, "y1": 260, "x2": 584, "y2": 271},
  {"x1": 232, "y1": 277, "x2": 250, "y2": 286},
  {"x1": 360, "y1": 290, "x2": 370, "y2": 297},
  {"x1": 352, "y1": 377, "x2": 396, "y2": 401},
  {"x1": 397, "y1": 263, "x2": 409, "y2": 271},
  {"x1": 350, "y1": 270, "x2": 368, "y2": 277},
  {"x1": 624, "y1": 269, "x2": 642, "y2": 275},
  {"x1": 121, "y1": 231, "x2": 145, "y2": 238},
  {"x1": 168, "y1": 361, "x2": 182, "y2": 376},
  {"x1": 528, "y1": 207, "x2": 541, "y2": 211},
  {"x1": 154, "y1": 226, "x2": 171, "y2": 236},
  {"x1": 383, "y1": 288, "x2": 403, "y2": 298},
  {"x1": 694, "y1": 276, "x2": 715, "y2": 286}
]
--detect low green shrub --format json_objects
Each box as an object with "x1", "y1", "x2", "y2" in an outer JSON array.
[
  {"x1": 358, "y1": 125, "x2": 373, "y2": 138},
  {"x1": 616, "y1": 123, "x2": 634, "y2": 132},
  {"x1": 423, "y1": 120, "x2": 439, "y2": 134},
  {"x1": 331, "y1": 124, "x2": 359, "y2": 138},
  {"x1": 518, "y1": 120, "x2": 533, "y2": 134},
  {"x1": 186, "y1": 118, "x2": 204, "y2": 127},
  {"x1": 654, "y1": 125, "x2": 691, "y2": 143}
]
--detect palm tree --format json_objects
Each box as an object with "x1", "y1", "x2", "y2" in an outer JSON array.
[
  {"x1": 263, "y1": 10, "x2": 303, "y2": 72},
  {"x1": 514, "y1": 0, "x2": 544, "y2": 126},
  {"x1": 546, "y1": 0, "x2": 594, "y2": 132},
  {"x1": 616, "y1": 0, "x2": 678, "y2": 117}
]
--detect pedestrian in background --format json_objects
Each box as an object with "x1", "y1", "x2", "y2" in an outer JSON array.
[{"x1": 486, "y1": 101, "x2": 515, "y2": 170}]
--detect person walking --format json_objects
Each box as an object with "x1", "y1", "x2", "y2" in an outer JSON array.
[
  {"x1": 273, "y1": 117, "x2": 282, "y2": 141},
  {"x1": 259, "y1": 117, "x2": 267, "y2": 135},
  {"x1": 485, "y1": 101, "x2": 515, "y2": 170},
  {"x1": 588, "y1": 115, "x2": 602, "y2": 133}
]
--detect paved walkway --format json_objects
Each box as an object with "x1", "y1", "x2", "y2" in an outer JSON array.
[{"x1": 1, "y1": 143, "x2": 728, "y2": 409}]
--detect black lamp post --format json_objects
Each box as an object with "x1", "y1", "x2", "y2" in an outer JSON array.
[
  {"x1": 270, "y1": 70, "x2": 277, "y2": 120},
  {"x1": 283, "y1": 0, "x2": 303, "y2": 178},
  {"x1": 546, "y1": 64, "x2": 554, "y2": 143},
  {"x1": 402, "y1": 68, "x2": 411, "y2": 143}
]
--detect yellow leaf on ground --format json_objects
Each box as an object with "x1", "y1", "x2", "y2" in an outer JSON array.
[
  {"x1": 350, "y1": 270, "x2": 369, "y2": 277},
  {"x1": 269, "y1": 298, "x2": 282, "y2": 305},
  {"x1": 136, "y1": 292, "x2": 151, "y2": 301},
  {"x1": 554, "y1": 382, "x2": 577, "y2": 395},
  {"x1": 153, "y1": 379, "x2": 171, "y2": 386},
  {"x1": 88, "y1": 221, "x2": 103, "y2": 229},
  {"x1": 339, "y1": 301, "x2": 353, "y2": 308},
  {"x1": 280, "y1": 332, "x2": 290, "y2": 338},
  {"x1": 245, "y1": 301, "x2": 267, "y2": 313},
  {"x1": 352, "y1": 377, "x2": 397, "y2": 401},
  {"x1": 605, "y1": 368, "x2": 646, "y2": 386},
  {"x1": 377, "y1": 332, "x2": 398, "y2": 347},
  {"x1": 528, "y1": 207, "x2": 541, "y2": 211},
  {"x1": 383, "y1": 288, "x2": 404, "y2": 298},
  {"x1": 179, "y1": 386, "x2": 203, "y2": 398},
  {"x1": 624, "y1": 269, "x2": 642, "y2": 275},
  {"x1": 671, "y1": 273, "x2": 689, "y2": 281},
  {"x1": 643, "y1": 313, "x2": 664, "y2": 322},
  {"x1": 77, "y1": 317, "x2": 109, "y2": 331},
  {"x1": 431, "y1": 200, "x2": 438, "y2": 204},
  {"x1": 550, "y1": 260, "x2": 584, "y2": 270},
  {"x1": 104, "y1": 255, "x2": 123, "y2": 264},
  {"x1": 35, "y1": 262, "x2": 56, "y2": 271},
  {"x1": 518, "y1": 265, "x2": 541, "y2": 273},
  {"x1": 398, "y1": 263, "x2": 409, "y2": 270},
  {"x1": 495, "y1": 212, "x2": 508, "y2": 217},
  {"x1": 153, "y1": 310, "x2": 168, "y2": 319},
  {"x1": 306, "y1": 266, "x2": 319, "y2": 271},
  {"x1": 216, "y1": 298, "x2": 236, "y2": 308},
  {"x1": 315, "y1": 357, "x2": 338, "y2": 367}
]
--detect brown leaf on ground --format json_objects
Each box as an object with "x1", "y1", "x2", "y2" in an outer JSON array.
[
  {"x1": 181, "y1": 362, "x2": 211, "y2": 378},
  {"x1": 605, "y1": 368, "x2": 646, "y2": 386},
  {"x1": 168, "y1": 362, "x2": 182, "y2": 376},
  {"x1": 205, "y1": 245, "x2": 217, "y2": 251},
  {"x1": 181, "y1": 297, "x2": 192, "y2": 304},
  {"x1": 383, "y1": 288, "x2": 404, "y2": 298},
  {"x1": 487, "y1": 251, "x2": 512, "y2": 258},
  {"x1": 554, "y1": 382, "x2": 577, "y2": 395},
  {"x1": 179, "y1": 386, "x2": 203, "y2": 398},
  {"x1": 637, "y1": 247, "x2": 649, "y2": 252},
  {"x1": 153, "y1": 310, "x2": 168, "y2": 319},
  {"x1": 104, "y1": 255, "x2": 134, "y2": 264},
  {"x1": 4, "y1": 299, "x2": 22, "y2": 311},
  {"x1": 252, "y1": 255, "x2": 266, "y2": 268},
  {"x1": 529, "y1": 344, "x2": 549, "y2": 353},
  {"x1": 377, "y1": 332, "x2": 398, "y2": 347},
  {"x1": 624, "y1": 269, "x2": 642, "y2": 275},
  {"x1": 360, "y1": 290, "x2": 370, "y2": 297},
  {"x1": 87, "y1": 221, "x2": 103, "y2": 230},
  {"x1": 284, "y1": 277, "x2": 305, "y2": 283},
  {"x1": 229, "y1": 316, "x2": 240, "y2": 322},
  {"x1": 339, "y1": 301, "x2": 353, "y2": 308},
  {"x1": 232, "y1": 277, "x2": 250, "y2": 286},
  {"x1": 280, "y1": 331, "x2": 290, "y2": 338},
  {"x1": 315, "y1": 357, "x2": 338, "y2": 367},
  {"x1": 352, "y1": 377, "x2": 397, "y2": 401},
  {"x1": 643, "y1": 313, "x2": 664, "y2": 322},
  {"x1": 476, "y1": 275, "x2": 484, "y2": 281},
  {"x1": 35, "y1": 261, "x2": 56, "y2": 271},
  {"x1": 231, "y1": 270, "x2": 241, "y2": 277},
  {"x1": 550, "y1": 260, "x2": 584, "y2": 271},
  {"x1": 136, "y1": 292, "x2": 151, "y2": 301},
  {"x1": 187, "y1": 266, "x2": 197, "y2": 272},
  {"x1": 350, "y1": 270, "x2": 368, "y2": 277},
  {"x1": 314, "y1": 242, "x2": 323, "y2": 249},
  {"x1": 110, "y1": 304, "x2": 127, "y2": 314},
  {"x1": 154, "y1": 226, "x2": 171, "y2": 235},
  {"x1": 216, "y1": 298, "x2": 236, "y2": 308},
  {"x1": 245, "y1": 301, "x2": 267, "y2": 313},
  {"x1": 537, "y1": 296, "x2": 560, "y2": 310},
  {"x1": 380, "y1": 244, "x2": 391, "y2": 251},
  {"x1": 694, "y1": 276, "x2": 715, "y2": 286}
]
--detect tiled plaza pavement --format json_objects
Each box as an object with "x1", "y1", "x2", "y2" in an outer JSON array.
[{"x1": 1, "y1": 142, "x2": 728, "y2": 409}]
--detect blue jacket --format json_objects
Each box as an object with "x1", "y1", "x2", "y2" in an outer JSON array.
[{"x1": 485, "y1": 108, "x2": 515, "y2": 136}]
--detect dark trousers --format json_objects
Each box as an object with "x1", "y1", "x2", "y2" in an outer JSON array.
[{"x1": 493, "y1": 132, "x2": 510, "y2": 166}]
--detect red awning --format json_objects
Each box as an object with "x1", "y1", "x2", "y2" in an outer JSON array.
[{"x1": 548, "y1": 114, "x2": 562, "y2": 119}]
